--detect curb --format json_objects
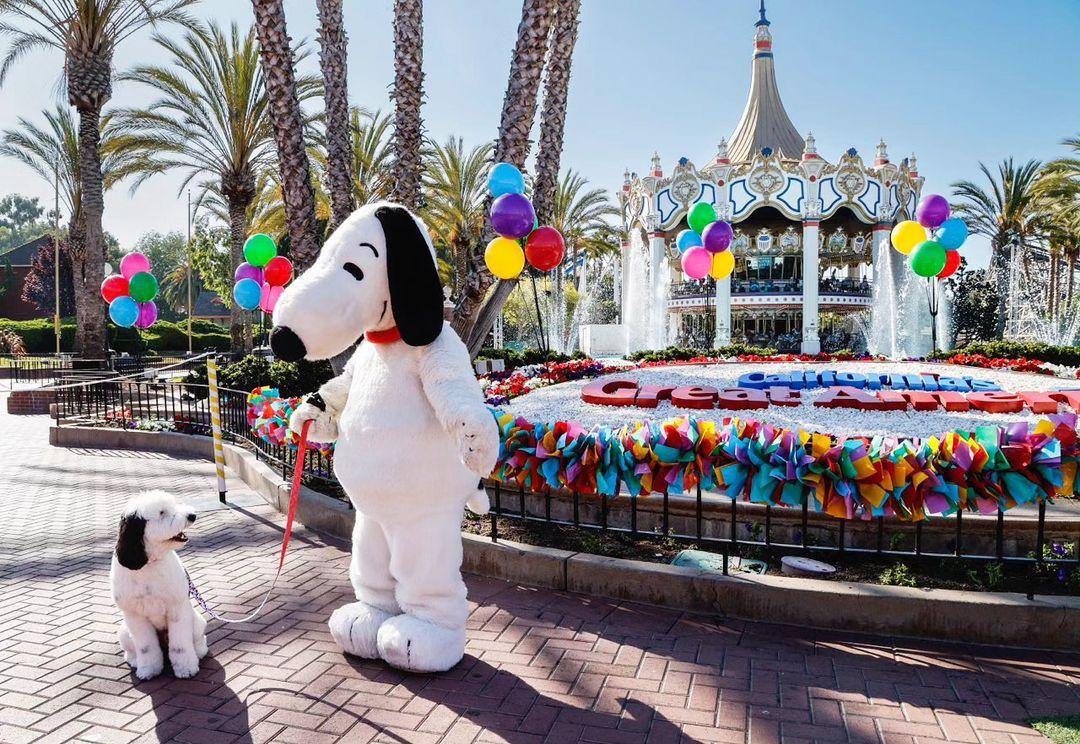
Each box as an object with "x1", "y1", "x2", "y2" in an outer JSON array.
[{"x1": 49, "y1": 425, "x2": 1080, "y2": 650}]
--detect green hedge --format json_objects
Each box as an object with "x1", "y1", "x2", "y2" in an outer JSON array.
[
  {"x1": 626, "y1": 344, "x2": 778, "y2": 363},
  {"x1": 184, "y1": 354, "x2": 334, "y2": 398},
  {"x1": 941, "y1": 340, "x2": 1080, "y2": 367},
  {"x1": 0, "y1": 317, "x2": 230, "y2": 354},
  {"x1": 475, "y1": 347, "x2": 584, "y2": 367}
]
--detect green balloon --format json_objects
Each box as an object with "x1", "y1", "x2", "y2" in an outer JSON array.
[
  {"x1": 687, "y1": 202, "x2": 718, "y2": 235},
  {"x1": 244, "y1": 233, "x2": 277, "y2": 267},
  {"x1": 128, "y1": 271, "x2": 158, "y2": 302},
  {"x1": 910, "y1": 240, "x2": 947, "y2": 278}
]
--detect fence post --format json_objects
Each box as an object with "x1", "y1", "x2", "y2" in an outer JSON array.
[{"x1": 206, "y1": 356, "x2": 227, "y2": 503}]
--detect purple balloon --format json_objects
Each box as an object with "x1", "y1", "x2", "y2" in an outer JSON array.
[
  {"x1": 916, "y1": 194, "x2": 950, "y2": 229},
  {"x1": 702, "y1": 221, "x2": 734, "y2": 253},
  {"x1": 234, "y1": 262, "x2": 262, "y2": 283},
  {"x1": 490, "y1": 193, "x2": 536, "y2": 239},
  {"x1": 135, "y1": 300, "x2": 158, "y2": 329}
]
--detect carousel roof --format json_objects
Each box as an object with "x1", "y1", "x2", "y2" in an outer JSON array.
[{"x1": 727, "y1": 1, "x2": 804, "y2": 163}]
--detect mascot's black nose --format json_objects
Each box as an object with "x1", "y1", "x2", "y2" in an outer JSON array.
[
  {"x1": 270, "y1": 325, "x2": 306, "y2": 362},
  {"x1": 187, "y1": 513, "x2": 196, "y2": 523}
]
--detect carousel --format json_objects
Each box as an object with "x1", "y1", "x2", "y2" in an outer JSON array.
[{"x1": 613, "y1": 1, "x2": 925, "y2": 355}]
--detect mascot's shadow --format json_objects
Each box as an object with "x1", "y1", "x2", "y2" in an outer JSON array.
[{"x1": 342, "y1": 654, "x2": 705, "y2": 743}]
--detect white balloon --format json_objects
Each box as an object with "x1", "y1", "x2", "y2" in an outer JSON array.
[{"x1": 103, "y1": 262, "x2": 113, "y2": 276}]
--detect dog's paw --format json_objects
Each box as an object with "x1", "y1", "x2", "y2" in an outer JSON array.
[
  {"x1": 169, "y1": 648, "x2": 200, "y2": 679},
  {"x1": 194, "y1": 634, "x2": 208, "y2": 659},
  {"x1": 288, "y1": 401, "x2": 338, "y2": 443},
  {"x1": 329, "y1": 601, "x2": 393, "y2": 658},
  {"x1": 134, "y1": 657, "x2": 164, "y2": 680},
  {"x1": 455, "y1": 411, "x2": 499, "y2": 476}
]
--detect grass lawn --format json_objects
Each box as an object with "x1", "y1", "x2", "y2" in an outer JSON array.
[{"x1": 1031, "y1": 716, "x2": 1080, "y2": 744}]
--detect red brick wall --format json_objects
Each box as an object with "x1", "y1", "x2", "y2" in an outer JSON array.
[{"x1": 6, "y1": 388, "x2": 56, "y2": 415}]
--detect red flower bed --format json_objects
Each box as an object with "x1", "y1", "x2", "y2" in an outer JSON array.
[{"x1": 947, "y1": 353, "x2": 1054, "y2": 375}]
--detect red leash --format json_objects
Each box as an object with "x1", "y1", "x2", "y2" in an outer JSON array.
[
  {"x1": 189, "y1": 419, "x2": 311, "y2": 623},
  {"x1": 279, "y1": 418, "x2": 312, "y2": 570}
]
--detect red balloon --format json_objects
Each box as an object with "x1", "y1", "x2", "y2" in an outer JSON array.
[
  {"x1": 101, "y1": 274, "x2": 129, "y2": 303},
  {"x1": 263, "y1": 256, "x2": 293, "y2": 287},
  {"x1": 938, "y1": 249, "x2": 961, "y2": 279},
  {"x1": 524, "y1": 226, "x2": 565, "y2": 272}
]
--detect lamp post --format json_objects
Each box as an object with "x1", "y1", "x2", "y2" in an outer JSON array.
[
  {"x1": 186, "y1": 190, "x2": 193, "y2": 355},
  {"x1": 53, "y1": 153, "x2": 61, "y2": 356}
]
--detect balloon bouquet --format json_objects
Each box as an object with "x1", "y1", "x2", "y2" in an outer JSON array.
[
  {"x1": 677, "y1": 201, "x2": 735, "y2": 281},
  {"x1": 483, "y1": 163, "x2": 566, "y2": 279},
  {"x1": 232, "y1": 233, "x2": 293, "y2": 314},
  {"x1": 101, "y1": 252, "x2": 160, "y2": 329},
  {"x1": 890, "y1": 194, "x2": 968, "y2": 352}
]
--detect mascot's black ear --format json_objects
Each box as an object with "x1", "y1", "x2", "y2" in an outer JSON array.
[
  {"x1": 375, "y1": 205, "x2": 444, "y2": 347},
  {"x1": 115, "y1": 514, "x2": 148, "y2": 570}
]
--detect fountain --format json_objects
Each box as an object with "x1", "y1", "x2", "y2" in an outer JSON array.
[{"x1": 867, "y1": 233, "x2": 951, "y2": 359}]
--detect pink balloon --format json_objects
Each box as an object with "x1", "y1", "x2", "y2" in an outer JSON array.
[
  {"x1": 258, "y1": 282, "x2": 272, "y2": 312},
  {"x1": 265, "y1": 285, "x2": 284, "y2": 313},
  {"x1": 681, "y1": 247, "x2": 712, "y2": 280},
  {"x1": 134, "y1": 301, "x2": 158, "y2": 329},
  {"x1": 120, "y1": 252, "x2": 151, "y2": 280}
]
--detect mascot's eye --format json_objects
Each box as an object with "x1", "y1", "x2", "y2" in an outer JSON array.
[
  {"x1": 343, "y1": 262, "x2": 364, "y2": 281},
  {"x1": 159, "y1": 510, "x2": 164, "y2": 516}
]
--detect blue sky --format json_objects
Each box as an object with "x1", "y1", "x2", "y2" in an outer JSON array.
[{"x1": 1, "y1": 0, "x2": 1078, "y2": 267}]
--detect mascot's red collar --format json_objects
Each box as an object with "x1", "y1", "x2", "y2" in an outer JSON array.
[{"x1": 365, "y1": 326, "x2": 401, "y2": 344}]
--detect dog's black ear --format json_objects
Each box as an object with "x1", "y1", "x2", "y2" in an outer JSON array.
[
  {"x1": 375, "y1": 204, "x2": 444, "y2": 347},
  {"x1": 115, "y1": 515, "x2": 148, "y2": 570}
]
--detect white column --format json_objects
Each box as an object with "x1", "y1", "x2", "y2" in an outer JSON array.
[
  {"x1": 801, "y1": 219, "x2": 820, "y2": 354},
  {"x1": 714, "y1": 276, "x2": 731, "y2": 347},
  {"x1": 649, "y1": 231, "x2": 668, "y2": 349}
]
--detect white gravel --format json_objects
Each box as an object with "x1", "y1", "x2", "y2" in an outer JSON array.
[{"x1": 505, "y1": 361, "x2": 1075, "y2": 438}]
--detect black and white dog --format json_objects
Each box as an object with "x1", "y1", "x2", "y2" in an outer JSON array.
[{"x1": 110, "y1": 491, "x2": 208, "y2": 679}]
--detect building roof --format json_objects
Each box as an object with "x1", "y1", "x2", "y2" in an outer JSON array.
[
  {"x1": 0, "y1": 234, "x2": 51, "y2": 267},
  {"x1": 192, "y1": 290, "x2": 229, "y2": 318},
  {"x1": 727, "y1": 1, "x2": 805, "y2": 163}
]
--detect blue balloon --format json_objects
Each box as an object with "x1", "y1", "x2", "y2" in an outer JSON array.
[
  {"x1": 233, "y1": 278, "x2": 262, "y2": 311},
  {"x1": 108, "y1": 296, "x2": 139, "y2": 328},
  {"x1": 676, "y1": 229, "x2": 703, "y2": 253},
  {"x1": 937, "y1": 217, "x2": 968, "y2": 250},
  {"x1": 487, "y1": 162, "x2": 526, "y2": 198}
]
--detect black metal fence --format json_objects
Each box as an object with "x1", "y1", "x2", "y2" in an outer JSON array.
[{"x1": 48, "y1": 374, "x2": 1079, "y2": 597}]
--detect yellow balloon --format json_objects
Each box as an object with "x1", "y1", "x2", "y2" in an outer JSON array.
[
  {"x1": 709, "y1": 250, "x2": 735, "y2": 280},
  {"x1": 484, "y1": 237, "x2": 525, "y2": 279},
  {"x1": 891, "y1": 220, "x2": 926, "y2": 255}
]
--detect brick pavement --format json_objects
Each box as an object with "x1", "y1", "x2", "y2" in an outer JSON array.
[{"x1": 0, "y1": 404, "x2": 1077, "y2": 743}]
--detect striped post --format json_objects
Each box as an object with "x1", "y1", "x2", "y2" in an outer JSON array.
[{"x1": 206, "y1": 356, "x2": 227, "y2": 502}]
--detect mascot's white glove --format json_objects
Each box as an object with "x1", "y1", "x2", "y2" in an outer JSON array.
[
  {"x1": 288, "y1": 392, "x2": 340, "y2": 444},
  {"x1": 454, "y1": 408, "x2": 500, "y2": 477},
  {"x1": 465, "y1": 486, "x2": 490, "y2": 515}
]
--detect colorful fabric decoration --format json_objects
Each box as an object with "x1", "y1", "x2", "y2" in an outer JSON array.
[
  {"x1": 490, "y1": 411, "x2": 1074, "y2": 522},
  {"x1": 246, "y1": 387, "x2": 334, "y2": 455}
]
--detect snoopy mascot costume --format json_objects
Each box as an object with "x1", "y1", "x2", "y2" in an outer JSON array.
[{"x1": 270, "y1": 202, "x2": 499, "y2": 673}]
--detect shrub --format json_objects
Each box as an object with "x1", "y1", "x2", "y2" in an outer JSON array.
[
  {"x1": 878, "y1": 563, "x2": 917, "y2": 587},
  {"x1": 184, "y1": 354, "x2": 334, "y2": 398},
  {"x1": 476, "y1": 347, "x2": 574, "y2": 368},
  {"x1": 626, "y1": 344, "x2": 778, "y2": 363},
  {"x1": 0, "y1": 317, "x2": 230, "y2": 354},
  {"x1": 943, "y1": 340, "x2": 1080, "y2": 368}
]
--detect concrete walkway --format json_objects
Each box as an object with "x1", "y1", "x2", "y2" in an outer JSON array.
[{"x1": 0, "y1": 405, "x2": 1076, "y2": 744}]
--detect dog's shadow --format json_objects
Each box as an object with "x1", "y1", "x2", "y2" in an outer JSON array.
[{"x1": 134, "y1": 657, "x2": 252, "y2": 744}]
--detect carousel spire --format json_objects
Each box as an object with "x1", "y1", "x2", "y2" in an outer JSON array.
[{"x1": 728, "y1": 1, "x2": 804, "y2": 162}]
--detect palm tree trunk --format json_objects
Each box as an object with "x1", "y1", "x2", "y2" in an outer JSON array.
[
  {"x1": 72, "y1": 104, "x2": 107, "y2": 358},
  {"x1": 389, "y1": 0, "x2": 424, "y2": 210},
  {"x1": 991, "y1": 235, "x2": 1010, "y2": 339},
  {"x1": 451, "y1": 0, "x2": 557, "y2": 353},
  {"x1": 1068, "y1": 253, "x2": 1076, "y2": 312},
  {"x1": 317, "y1": 0, "x2": 355, "y2": 229},
  {"x1": 227, "y1": 197, "x2": 249, "y2": 353},
  {"x1": 252, "y1": 0, "x2": 321, "y2": 271},
  {"x1": 531, "y1": 0, "x2": 580, "y2": 227}
]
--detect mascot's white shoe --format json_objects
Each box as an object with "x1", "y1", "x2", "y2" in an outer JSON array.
[
  {"x1": 328, "y1": 601, "x2": 394, "y2": 659},
  {"x1": 376, "y1": 614, "x2": 466, "y2": 673}
]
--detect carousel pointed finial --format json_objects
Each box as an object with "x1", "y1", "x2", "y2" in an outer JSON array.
[
  {"x1": 875, "y1": 138, "x2": 889, "y2": 166},
  {"x1": 757, "y1": 0, "x2": 770, "y2": 26},
  {"x1": 716, "y1": 137, "x2": 730, "y2": 164},
  {"x1": 650, "y1": 151, "x2": 663, "y2": 177},
  {"x1": 909, "y1": 152, "x2": 919, "y2": 175},
  {"x1": 802, "y1": 131, "x2": 818, "y2": 159}
]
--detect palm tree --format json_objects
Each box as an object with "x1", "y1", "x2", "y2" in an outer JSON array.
[
  {"x1": 349, "y1": 108, "x2": 393, "y2": 206},
  {"x1": 422, "y1": 137, "x2": 493, "y2": 299},
  {"x1": 252, "y1": 0, "x2": 321, "y2": 271},
  {"x1": 0, "y1": 0, "x2": 196, "y2": 357},
  {"x1": 316, "y1": 0, "x2": 354, "y2": 229},
  {"x1": 532, "y1": 0, "x2": 580, "y2": 227},
  {"x1": 389, "y1": 0, "x2": 424, "y2": 209},
  {"x1": 551, "y1": 171, "x2": 619, "y2": 282},
  {"x1": 0, "y1": 106, "x2": 132, "y2": 241},
  {"x1": 107, "y1": 22, "x2": 319, "y2": 352},
  {"x1": 451, "y1": 0, "x2": 557, "y2": 353},
  {"x1": 951, "y1": 158, "x2": 1047, "y2": 338}
]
